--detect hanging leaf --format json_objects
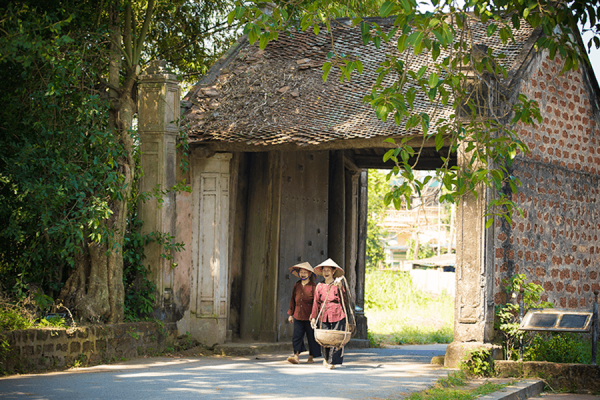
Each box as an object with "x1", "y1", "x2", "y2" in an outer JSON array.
[{"x1": 322, "y1": 62, "x2": 332, "y2": 82}]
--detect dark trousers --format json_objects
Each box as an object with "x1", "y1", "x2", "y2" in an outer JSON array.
[
  {"x1": 321, "y1": 318, "x2": 346, "y2": 365},
  {"x1": 292, "y1": 318, "x2": 322, "y2": 357}
]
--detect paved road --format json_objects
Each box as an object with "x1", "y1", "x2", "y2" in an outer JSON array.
[{"x1": 0, "y1": 346, "x2": 450, "y2": 400}]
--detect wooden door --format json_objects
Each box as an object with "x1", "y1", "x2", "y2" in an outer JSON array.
[
  {"x1": 277, "y1": 151, "x2": 329, "y2": 340},
  {"x1": 190, "y1": 153, "x2": 231, "y2": 343}
]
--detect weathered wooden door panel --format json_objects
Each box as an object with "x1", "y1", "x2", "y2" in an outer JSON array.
[
  {"x1": 191, "y1": 154, "x2": 230, "y2": 329},
  {"x1": 277, "y1": 151, "x2": 329, "y2": 340},
  {"x1": 240, "y1": 152, "x2": 282, "y2": 340}
]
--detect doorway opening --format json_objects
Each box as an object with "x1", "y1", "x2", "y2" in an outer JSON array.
[{"x1": 364, "y1": 168, "x2": 456, "y2": 347}]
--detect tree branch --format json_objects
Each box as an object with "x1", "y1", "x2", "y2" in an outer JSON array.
[
  {"x1": 134, "y1": 0, "x2": 155, "y2": 66},
  {"x1": 124, "y1": 1, "x2": 133, "y2": 69}
]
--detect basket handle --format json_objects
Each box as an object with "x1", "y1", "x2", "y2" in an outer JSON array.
[
  {"x1": 340, "y1": 276, "x2": 356, "y2": 331},
  {"x1": 338, "y1": 276, "x2": 356, "y2": 333}
]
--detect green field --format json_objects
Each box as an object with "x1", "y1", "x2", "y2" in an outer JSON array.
[{"x1": 364, "y1": 270, "x2": 454, "y2": 346}]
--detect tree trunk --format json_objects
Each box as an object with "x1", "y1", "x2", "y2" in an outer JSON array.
[
  {"x1": 413, "y1": 232, "x2": 420, "y2": 261},
  {"x1": 58, "y1": 2, "x2": 136, "y2": 323}
]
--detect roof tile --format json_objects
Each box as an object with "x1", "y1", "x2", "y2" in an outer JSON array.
[{"x1": 184, "y1": 17, "x2": 535, "y2": 147}]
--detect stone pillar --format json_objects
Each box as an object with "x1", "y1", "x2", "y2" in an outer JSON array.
[
  {"x1": 137, "y1": 60, "x2": 180, "y2": 320},
  {"x1": 445, "y1": 160, "x2": 498, "y2": 367}
]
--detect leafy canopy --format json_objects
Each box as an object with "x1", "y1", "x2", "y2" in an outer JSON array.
[
  {"x1": 230, "y1": 0, "x2": 600, "y2": 224},
  {"x1": 0, "y1": 0, "x2": 238, "y2": 315}
]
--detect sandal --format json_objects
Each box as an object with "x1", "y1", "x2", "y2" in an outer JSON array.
[
  {"x1": 307, "y1": 357, "x2": 314, "y2": 364},
  {"x1": 287, "y1": 355, "x2": 299, "y2": 364}
]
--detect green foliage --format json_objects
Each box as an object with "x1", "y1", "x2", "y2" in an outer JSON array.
[
  {"x1": 406, "y1": 239, "x2": 436, "y2": 260},
  {"x1": 71, "y1": 353, "x2": 87, "y2": 369},
  {"x1": 0, "y1": 303, "x2": 33, "y2": 332},
  {"x1": 406, "y1": 370, "x2": 512, "y2": 399},
  {"x1": 0, "y1": 337, "x2": 10, "y2": 372},
  {"x1": 461, "y1": 349, "x2": 494, "y2": 377},
  {"x1": 126, "y1": 327, "x2": 141, "y2": 340},
  {"x1": 525, "y1": 333, "x2": 591, "y2": 364},
  {"x1": 0, "y1": 0, "x2": 234, "y2": 322},
  {"x1": 367, "y1": 331, "x2": 381, "y2": 347},
  {"x1": 123, "y1": 215, "x2": 157, "y2": 322},
  {"x1": 494, "y1": 274, "x2": 553, "y2": 360},
  {"x1": 367, "y1": 170, "x2": 390, "y2": 270},
  {"x1": 147, "y1": 0, "x2": 240, "y2": 83},
  {"x1": 1, "y1": 294, "x2": 69, "y2": 331},
  {"x1": 123, "y1": 211, "x2": 185, "y2": 321},
  {"x1": 32, "y1": 290, "x2": 54, "y2": 313},
  {"x1": 0, "y1": 5, "x2": 123, "y2": 299},
  {"x1": 366, "y1": 270, "x2": 430, "y2": 310},
  {"x1": 231, "y1": 0, "x2": 600, "y2": 226},
  {"x1": 369, "y1": 324, "x2": 454, "y2": 345},
  {"x1": 38, "y1": 316, "x2": 68, "y2": 329}
]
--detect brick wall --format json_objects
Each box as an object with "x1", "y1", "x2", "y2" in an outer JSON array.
[
  {"x1": 494, "y1": 51, "x2": 600, "y2": 310},
  {"x1": 0, "y1": 322, "x2": 177, "y2": 374}
]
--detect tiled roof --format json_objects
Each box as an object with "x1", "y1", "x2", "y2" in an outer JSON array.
[{"x1": 183, "y1": 17, "x2": 536, "y2": 148}]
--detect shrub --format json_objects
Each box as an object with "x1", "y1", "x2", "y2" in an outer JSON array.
[
  {"x1": 0, "y1": 303, "x2": 32, "y2": 332},
  {"x1": 495, "y1": 273, "x2": 553, "y2": 360},
  {"x1": 525, "y1": 333, "x2": 591, "y2": 364},
  {"x1": 462, "y1": 349, "x2": 494, "y2": 377}
]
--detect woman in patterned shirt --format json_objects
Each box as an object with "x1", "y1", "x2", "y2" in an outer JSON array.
[{"x1": 310, "y1": 258, "x2": 347, "y2": 369}]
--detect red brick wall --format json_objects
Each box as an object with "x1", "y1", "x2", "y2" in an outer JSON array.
[{"x1": 493, "y1": 52, "x2": 600, "y2": 310}]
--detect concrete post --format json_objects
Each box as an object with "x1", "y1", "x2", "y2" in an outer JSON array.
[{"x1": 137, "y1": 60, "x2": 180, "y2": 320}]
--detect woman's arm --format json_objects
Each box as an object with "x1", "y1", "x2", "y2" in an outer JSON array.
[
  {"x1": 310, "y1": 283, "x2": 321, "y2": 321},
  {"x1": 288, "y1": 282, "x2": 297, "y2": 317}
]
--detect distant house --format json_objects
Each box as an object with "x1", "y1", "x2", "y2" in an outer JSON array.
[
  {"x1": 382, "y1": 175, "x2": 455, "y2": 271},
  {"x1": 136, "y1": 16, "x2": 600, "y2": 367}
]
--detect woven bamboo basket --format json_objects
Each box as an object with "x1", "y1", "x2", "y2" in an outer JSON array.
[
  {"x1": 314, "y1": 328, "x2": 352, "y2": 348},
  {"x1": 313, "y1": 276, "x2": 357, "y2": 348}
]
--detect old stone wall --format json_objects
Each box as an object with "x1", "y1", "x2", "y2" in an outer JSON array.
[
  {"x1": 494, "y1": 51, "x2": 600, "y2": 310},
  {"x1": 495, "y1": 360, "x2": 600, "y2": 393},
  {"x1": 0, "y1": 322, "x2": 177, "y2": 374}
]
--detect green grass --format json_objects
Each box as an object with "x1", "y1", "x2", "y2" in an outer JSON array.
[
  {"x1": 404, "y1": 371, "x2": 514, "y2": 400},
  {"x1": 365, "y1": 270, "x2": 454, "y2": 345}
]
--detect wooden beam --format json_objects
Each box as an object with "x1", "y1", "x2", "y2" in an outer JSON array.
[
  {"x1": 190, "y1": 135, "x2": 438, "y2": 153},
  {"x1": 353, "y1": 154, "x2": 457, "y2": 170}
]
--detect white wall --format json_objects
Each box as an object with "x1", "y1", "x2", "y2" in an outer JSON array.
[{"x1": 409, "y1": 269, "x2": 455, "y2": 297}]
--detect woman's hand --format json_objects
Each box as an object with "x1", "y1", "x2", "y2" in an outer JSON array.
[
  {"x1": 288, "y1": 316, "x2": 294, "y2": 324},
  {"x1": 310, "y1": 318, "x2": 316, "y2": 329}
]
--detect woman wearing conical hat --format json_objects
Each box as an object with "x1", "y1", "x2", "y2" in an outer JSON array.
[
  {"x1": 310, "y1": 258, "x2": 347, "y2": 369},
  {"x1": 286, "y1": 261, "x2": 322, "y2": 364}
]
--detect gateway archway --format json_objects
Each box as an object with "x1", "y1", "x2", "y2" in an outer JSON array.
[{"x1": 137, "y1": 65, "x2": 497, "y2": 368}]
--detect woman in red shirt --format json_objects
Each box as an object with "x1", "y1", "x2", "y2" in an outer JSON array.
[
  {"x1": 310, "y1": 258, "x2": 347, "y2": 369},
  {"x1": 286, "y1": 262, "x2": 321, "y2": 364}
]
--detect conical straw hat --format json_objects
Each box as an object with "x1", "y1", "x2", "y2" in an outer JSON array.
[
  {"x1": 288, "y1": 261, "x2": 314, "y2": 277},
  {"x1": 314, "y1": 258, "x2": 344, "y2": 278}
]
